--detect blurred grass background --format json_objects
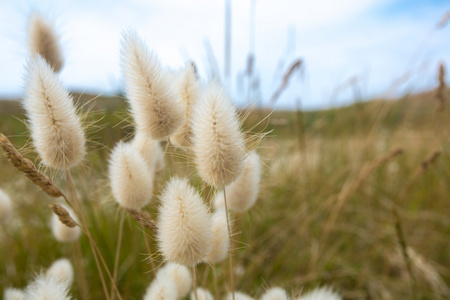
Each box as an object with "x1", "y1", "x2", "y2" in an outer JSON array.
[{"x1": 0, "y1": 89, "x2": 449, "y2": 299}]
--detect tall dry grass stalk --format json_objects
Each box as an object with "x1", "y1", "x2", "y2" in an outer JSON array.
[
  {"x1": 24, "y1": 56, "x2": 85, "y2": 169},
  {"x1": 436, "y1": 63, "x2": 446, "y2": 111},
  {"x1": 28, "y1": 13, "x2": 63, "y2": 72},
  {"x1": 322, "y1": 147, "x2": 403, "y2": 242}
]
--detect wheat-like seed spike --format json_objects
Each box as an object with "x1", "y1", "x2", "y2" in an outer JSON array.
[
  {"x1": 24, "y1": 56, "x2": 86, "y2": 169},
  {"x1": 49, "y1": 204, "x2": 78, "y2": 228},
  {"x1": 126, "y1": 208, "x2": 157, "y2": 232},
  {"x1": 0, "y1": 133, "x2": 62, "y2": 198},
  {"x1": 28, "y1": 13, "x2": 63, "y2": 72}
]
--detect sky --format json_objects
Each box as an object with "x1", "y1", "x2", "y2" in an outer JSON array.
[{"x1": 0, "y1": 0, "x2": 449, "y2": 109}]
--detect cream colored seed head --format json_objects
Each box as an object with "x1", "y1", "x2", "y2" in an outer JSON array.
[
  {"x1": 225, "y1": 150, "x2": 261, "y2": 212},
  {"x1": 24, "y1": 56, "x2": 85, "y2": 170},
  {"x1": 143, "y1": 276, "x2": 178, "y2": 300},
  {"x1": 4, "y1": 288, "x2": 24, "y2": 300},
  {"x1": 227, "y1": 291, "x2": 254, "y2": 300},
  {"x1": 157, "y1": 262, "x2": 192, "y2": 298},
  {"x1": 24, "y1": 273, "x2": 72, "y2": 300},
  {"x1": 190, "y1": 287, "x2": 214, "y2": 300},
  {"x1": 157, "y1": 177, "x2": 213, "y2": 266},
  {"x1": 297, "y1": 286, "x2": 342, "y2": 300},
  {"x1": 28, "y1": 13, "x2": 63, "y2": 72},
  {"x1": 109, "y1": 141, "x2": 153, "y2": 210},
  {"x1": 0, "y1": 188, "x2": 12, "y2": 223},
  {"x1": 51, "y1": 205, "x2": 81, "y2": 243},
  {"x1": 46, "y1": 258, "x2": 74, "y2": 285},
  {"x1": 121, "y1": 30, "x2": 184, "y2": 140},
  {"x1": 261, "y1": 287, "x2": 288, "y2": 300},
  {"x1": 192, "y1": 83, "x2": 245, "y2": 187},
  {"x1": 133, "y1": 131, "x2": 165, "y2": 172},
  {"x1": 205, "y1": 210, "x2": 229, "y2": 264},
  {"x1": 171, "y1": 64, "x2": 200, "y2": 148}
]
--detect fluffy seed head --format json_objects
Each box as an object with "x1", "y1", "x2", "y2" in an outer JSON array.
[
  {"x1": 157, "y1": 177, "x2": 213, "y2": 266},
  {"x1": 133, "y1": 131, "x2": 165, "y2": 172},
  {"x1": 24, "y1": 56, "x2": 85, "y2": 169},
  {"x1": 192, "y1": 83, "x2": 245, "y2": 187},
  {"x1": 205, "y1": 210, "x2": 229, "y2": 264},
  {"x1": 157, "y1": 262, "x2": 192, "y2": 298},
  {"x1": 261, "y1": 288, "x2": 288, "y2": 300},
  {"x1": 227, "y1": 291, "x2": 254, "y2": 300},
  {"x1": 51, "y1": 205, "x2": 81, "y2": 243},
  {"x1": 121, "y1": 31, "x2": 184, "y2": 140},
  {"x1": 0, "y1": 188, "x2": 12, "y2": 223},
  {"x1": 143, "y1": 277, "x2": 177, "y2": 300},
  {"x1": 223, "y1": 151, "x2": 261, "y2": 212},
  {"x1": 24, "y1": 273, "x2": 72, "y2": 300},
  {"x1": 46, "y1": 258, "x2": 74, "y2": 285},
  {"x1": 28, "y1": 13, "x2": 63, "y2": 72},
  {"x1": 297, "y1": 287, "x2": 342, "y2": 300},
  {"x1": 109, "y1": 142, "x2": 153, "y2": 210},
  {"x1": 4, "y1": 288, "x2": 24, "y2": 300},
  {"x1": 171, "y1": 64, "x2": 200, "y2": 148},
  {"x1": 190, "y1": 287, "x2": 213, "y2": 300}
]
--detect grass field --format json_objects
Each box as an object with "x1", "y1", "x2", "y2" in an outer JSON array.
[{"x1": 0, "y1": 90, "x2": 449, "y2": 299}]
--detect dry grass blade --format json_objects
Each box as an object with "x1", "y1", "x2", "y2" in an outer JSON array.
[
  {"x1": 322, "y1": 147, "x2": 404, "y2": 241},
  {"x1": 127, "y1": 208, "x2": 157, "y2": 232},
  {"x1": 0, "y1": 133, "x2": 62, "y2": 198},
  {"x1": 49, "y1": 203, "x2": 78, "y2": 228},
  {"x1": 270, "y1": 59, "x2": 302, "y2": 104},
  {"x1": 436, "y1": 63, "x2": 446, "y2": 111}
]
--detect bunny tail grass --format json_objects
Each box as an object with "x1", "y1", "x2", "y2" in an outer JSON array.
[
  {"x1": 28, "y1": 13, "x2": 63, "y2": 72},
  {"x1": 46, "y1": 258, "x2": 74, "y2": 285},
  {"x1": 157, "y1": 177, "x2": 213, "y2": 266},
  {"x1": 192, "y1": 83, "x2": 245, "y2": 187},
  {"x1": 121, "y1": 30, "x2": 184, "y2": 140},
  {"x1": 109, "y1": 141, "x2": 153, "y2": 210},
  {"x1": 219, "y1": 150, "x2": 261, "y2": 212},
  {"x1": 24, "y1": 56, "x2": 85, "y2": 170},
  {"x1": 171, "y1": 64, "x2": 200, "y2": 148},
  {"x1": 157, "y1": 262, "x2": 192, "y2": 298}
]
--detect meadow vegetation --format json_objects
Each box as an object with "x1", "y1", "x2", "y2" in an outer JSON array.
[{"x1": 0, "y1": 12, "x2": 449, "y2": 300}]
